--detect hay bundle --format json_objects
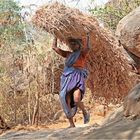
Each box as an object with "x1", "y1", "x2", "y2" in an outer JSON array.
[
  {"x1": 32, "y1": 2, "x2": 98, "y2": 42},
  {"x1": 32, "y1": 2, "x2": 137, "y2": 103}
]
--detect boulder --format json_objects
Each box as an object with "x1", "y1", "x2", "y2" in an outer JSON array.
[
  {"x1": 116, "y1": 6, "x2": 140, "y2": 58},
  {"x1": 123, "y1": 82, "x2": 140, "y2": 119}
]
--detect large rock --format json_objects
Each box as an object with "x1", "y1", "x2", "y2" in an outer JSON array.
[
  {"x1": 116, "y1": 6, "x2": 140, "y2": 58},
  {"x1": 123, "y1": 82, "x2": 140, "y2": 119}
]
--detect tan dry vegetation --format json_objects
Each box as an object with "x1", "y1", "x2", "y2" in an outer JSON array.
[{"x1": 32, "y1": 2, "x2": 137, "y2": 103}]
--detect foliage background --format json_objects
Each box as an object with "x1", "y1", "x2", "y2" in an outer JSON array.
[
  {"x1": 0, "y1": 0, "x2": 63, "y2": 126},
  {"x1": 0, "y1": 0, "x2": 140, "y2": 126},
  {"x1": 90, "y1": 0, "x2": 140, "y2": 31}
]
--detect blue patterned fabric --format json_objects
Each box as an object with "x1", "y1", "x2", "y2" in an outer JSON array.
[{"x1": 59, "y1": 50, "x2": 88, "y2": 118}]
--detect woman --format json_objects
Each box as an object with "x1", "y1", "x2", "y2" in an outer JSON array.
[{"x1": 52, "y1": 33, "x2": 90, "y2": 128}]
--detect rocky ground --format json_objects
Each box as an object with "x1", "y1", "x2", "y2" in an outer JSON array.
[{"x1": 1, "y1": 105, "x2": 140, "y2": 140}]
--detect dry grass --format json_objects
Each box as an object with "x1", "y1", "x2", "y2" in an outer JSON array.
[{"x1": 32, "y1": 2, "x2": 138, "y2": 103}]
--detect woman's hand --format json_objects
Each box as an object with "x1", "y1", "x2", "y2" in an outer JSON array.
[
  {"x1": 52, "y1": 36, "x2": 70, "y2": 57},
  {"x1": 86, "y1": 32, "x2": 90, "y2": 49},
  {"x1": 86, "y1": 32, "x2": 90, "y2": 37},
  {"x1": 52, "y1": 36, "x2": 57, "y2": 49},
  {"x1": 86, "y1": 32, "x2": 90, "y2": 41}
]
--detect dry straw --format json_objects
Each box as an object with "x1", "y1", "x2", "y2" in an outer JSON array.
[{"x1": 32, "y1": 2, "x2": 137, "y2": 103}]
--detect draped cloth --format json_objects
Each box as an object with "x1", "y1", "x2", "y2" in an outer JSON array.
[{"x1": 59, "y1": 50, "x2": 88, "y2": 118}]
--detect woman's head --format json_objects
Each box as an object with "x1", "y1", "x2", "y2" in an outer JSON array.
[{"x1": 67, "y1": 37, "x2": 82, "y2": 51}]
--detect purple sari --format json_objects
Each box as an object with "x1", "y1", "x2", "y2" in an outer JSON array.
[{"x1": 59, "y1": 50, "x2": 88, "y2": 118}]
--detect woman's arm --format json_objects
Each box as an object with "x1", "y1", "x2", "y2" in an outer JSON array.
[
  {"x1": 81, "y1": 33, "x2": 91, "y2": 54},
  {"x1": 52, "y1": 37, "x2": 70, "y2": 58}
]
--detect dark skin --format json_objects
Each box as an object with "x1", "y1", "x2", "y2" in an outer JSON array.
[
  {"x1": 52, "y1": 37, "x2": 70, "y2": 57},
  {"x1": 52, "y1": 33, "x2": 90, "y2": 127},
  {"x1": 52, "y1": 33, "x2": 90, "y2": 57}
]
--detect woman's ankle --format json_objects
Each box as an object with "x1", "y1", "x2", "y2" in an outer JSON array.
[
  {"x1": 67, "y1": 125, "x2": 75, "y2": 128},
  {"x1": 69, "y1": 124, "x2": 75, "y2": 128},
  {"x1": 68, "y1": 118, "x2": 75, "y2": 127},
  {"x1": 82, "y1": 110, "x2": 87, "y2": 115}
]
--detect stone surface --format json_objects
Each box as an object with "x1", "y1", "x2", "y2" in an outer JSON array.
[
  {"x1": 1, "y1": 107, "x2": 140, "y2": 140},
  {"x1": 116, "y1": 6, "x2": 140, "y2": 58},
  {"x1": 124, "y1": 82, "x2": 140, "y2": 118}
]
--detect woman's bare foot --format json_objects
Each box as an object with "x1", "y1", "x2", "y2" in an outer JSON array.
[
  {"x1": 67, "y1": 124, "x2": 75, "y2": 128},
  {"x1": 68, "y1": 117, "x2": 75, "y2": 128}
]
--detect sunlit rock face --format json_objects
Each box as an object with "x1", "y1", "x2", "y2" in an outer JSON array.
[{"x1": 116, "y1": 6, "x2": 140, "y2": 71}]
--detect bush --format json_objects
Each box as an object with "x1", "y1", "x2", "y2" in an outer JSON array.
[{"x1": 90, "y1": 0, "x2": 140, "y2": 31}]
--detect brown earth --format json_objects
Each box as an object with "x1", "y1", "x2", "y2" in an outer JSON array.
[
  {"x1": 1, "y1": 105, "x2": 140, "y2": 140},
  {"x1": 0, "y1": 104, "x2": 117, "y2": 139}
]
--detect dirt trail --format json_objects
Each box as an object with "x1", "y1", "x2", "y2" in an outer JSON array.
[
  {"x1": 46, "y1": 110, "x2": 105, "y2": 130},
  {"x1": 2, "y1": 106, "x2": 140, "y2": 140},
  {"x1": 0, "y1": 107, "x2": 114, "y2": 140}
]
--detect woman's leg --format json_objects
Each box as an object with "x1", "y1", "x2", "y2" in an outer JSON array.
[
  {"x1": 78, "y1": 101, "x2": 87, "y2": 115},
  {"x1": 66, "y1": 93, "x2": 75, "y2": 127},
  {"x1": 73, "y1": 89, "x2": 90, "y2": 124},
  {"x1": 73, "y1": 89, "x2": 85, "y2": 110}
]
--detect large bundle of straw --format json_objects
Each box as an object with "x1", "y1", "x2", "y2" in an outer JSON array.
[{"x1": 32, "y1": 2, "x2": 137, "y2": 103}]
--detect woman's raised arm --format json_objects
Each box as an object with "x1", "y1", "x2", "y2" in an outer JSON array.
[
  {"x1": 81, "y1": 32, "x2": 91, "y2": 54},
  {"x1": 52, "y1": 37, "x2": 70, "y2": 58}
]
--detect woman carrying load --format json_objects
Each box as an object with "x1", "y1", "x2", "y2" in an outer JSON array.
[{"x1": 52, "y1": 33, "x2": 91, "y2": 128}]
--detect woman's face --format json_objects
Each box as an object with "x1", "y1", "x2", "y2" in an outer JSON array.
[{"x1": 69, "y1": 42, "x2": 80, "y2": 51}]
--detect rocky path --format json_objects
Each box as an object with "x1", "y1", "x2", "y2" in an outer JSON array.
[
  {"x1": 1, "y1": 119, "x2": 140, "y2": 140},
  {"x1": 1, "y1": 107, "x2": 140, "y2": 140}
]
